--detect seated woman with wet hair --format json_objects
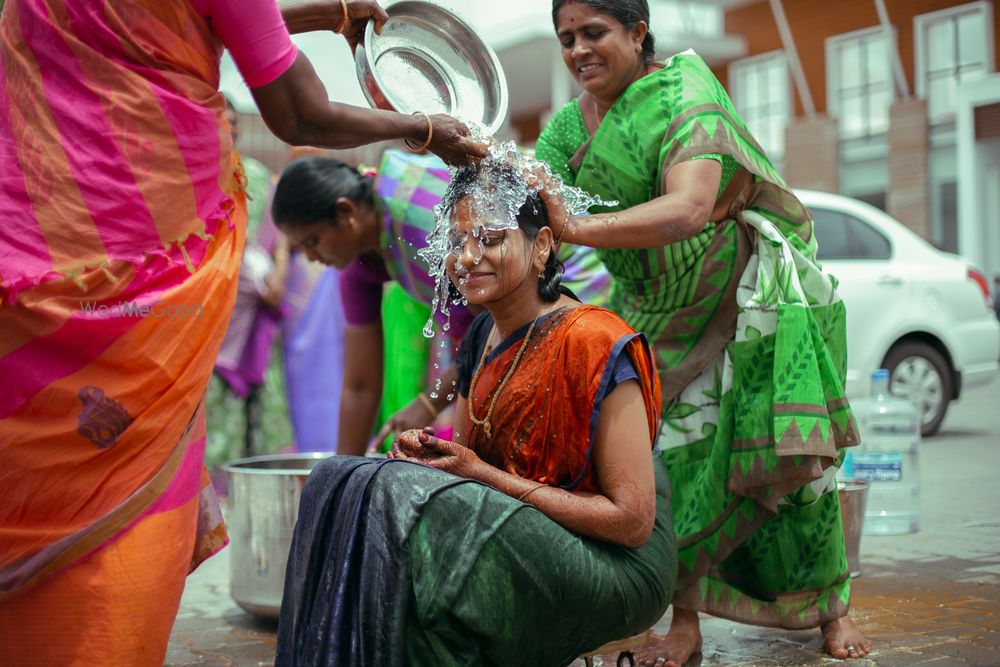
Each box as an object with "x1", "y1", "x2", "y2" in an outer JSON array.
[{"x1": 275, "y1": 154, "x2": 678, "y2": 667}]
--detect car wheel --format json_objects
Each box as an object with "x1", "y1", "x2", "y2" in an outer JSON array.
[{"x1": 882, "y1": 341, "x2": 952, "y2": 437}]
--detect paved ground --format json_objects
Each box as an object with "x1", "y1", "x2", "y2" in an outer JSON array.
[{"x1": 167, "y1": 371, "x2": 1000, "y2": 666}]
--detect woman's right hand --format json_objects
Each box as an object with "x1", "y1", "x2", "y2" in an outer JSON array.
[
  {"x1": 279, "y1": 0, "x2": 387, "y2": 45},
  {"x1": 425, "y1": 114, "x2": 489, "y2": 167},
  {"x1": 339, "y1": 0, "x2": 390, "y2": 52}
]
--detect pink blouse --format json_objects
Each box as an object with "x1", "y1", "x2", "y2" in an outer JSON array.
[{"x1": 191, "y1": 0, "x2": 299, "y2": 88}]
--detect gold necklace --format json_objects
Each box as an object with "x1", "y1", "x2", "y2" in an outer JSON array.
[
  {"x1": 467, "y1": 307, "x2": 544, "y2": 438},
  {"x1": 592, "y1": 97, "x2": 605, "y2": 127}
]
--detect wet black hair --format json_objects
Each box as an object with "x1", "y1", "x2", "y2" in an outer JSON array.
[
  {"x1": 551, "y1": 0, "x2": 656, "y2": 66},
  {"x1": 271, "y1": 156, "x2": 375, "y2": 227},
  {"x1": 446, "y1": 162, "x2": 565, "y2": 302}
]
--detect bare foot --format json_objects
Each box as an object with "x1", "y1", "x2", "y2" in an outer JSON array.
[
  {"x1": 822, "y1": 615, "x2": 872, "y2": 660},
  {"x1": 636, "y1": 607, "x2": 702, "y2": 666}
]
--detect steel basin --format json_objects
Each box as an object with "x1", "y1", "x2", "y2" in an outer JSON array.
[
  {"x1": 838, "y1": 480, "x2": 870, "y2": 578},
  {"x1": 221, "y1": 453, "x2": 330, "y2": 618},
  {"x1": 354, "y1": 0, "x2": 508, "y2": 134}
]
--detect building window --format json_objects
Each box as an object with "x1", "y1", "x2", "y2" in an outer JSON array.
[
  {"x1": 936, "y1": 181, "x2": 959, "y2": 253},
  {"x1": 826, "y1": 28, "x2": 893, "y2": 140},
  {"x1": 915, "y1": 1, "x2": 994, "y2": 122},
  {"x1": 729, "y1": 52, "x2": 790, "y2": 160}
]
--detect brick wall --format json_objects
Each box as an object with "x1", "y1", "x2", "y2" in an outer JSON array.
[
  {"x1": 712, "y1": 0, "x2": 993, "y2": 239},
  {"x1": 713, "y1": 0, "x2": 998, "y2": 119},
  {"x1": 783, "y1": 115, "x2": 840, "y2": 191},
  {"x1": 887, "y1": 98, "x2": 931, "y2": 238}
]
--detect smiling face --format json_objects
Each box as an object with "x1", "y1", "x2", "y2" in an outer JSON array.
[
  {"x1": 555, "y1": 2, "x2": 647, "y2": 103},
  {"x1": 445, "y1": 197, "x2": 548, "y2": 307}
]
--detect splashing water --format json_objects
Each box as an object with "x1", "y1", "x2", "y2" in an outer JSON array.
[{"x1": 417, "y1": 139, "x2": 617, "y2": 337}]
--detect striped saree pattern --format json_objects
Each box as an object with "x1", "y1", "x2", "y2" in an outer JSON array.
[
  {"x1": 375, "y1": 149, "x2": 451, "y2": 306},
  {"x1": 0, "y1": 0, "x2": 245, "y2": 604}
]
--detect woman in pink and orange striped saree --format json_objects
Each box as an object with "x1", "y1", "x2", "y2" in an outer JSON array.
[{"x1": 0, "y1": 1, "x2": 486, "y2": 663}]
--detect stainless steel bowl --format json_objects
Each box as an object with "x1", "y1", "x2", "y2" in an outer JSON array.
[
  {"x1": 355, "y1": 0, "x2": 509, "y2": 134},
  {"x1": 222, "y1": 453, "x2": 330, "y2": 618}
]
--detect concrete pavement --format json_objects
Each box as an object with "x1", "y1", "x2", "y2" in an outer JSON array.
[{"x1": 166, "y1": 371, "x2": 1000, "y2": 666}]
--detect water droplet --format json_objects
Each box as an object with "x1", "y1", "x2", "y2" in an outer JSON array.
[{"x1": 415, "y1": 139, "x2": 615, "y2": 338}]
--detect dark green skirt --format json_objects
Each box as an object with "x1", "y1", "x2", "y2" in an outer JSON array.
[{"x1": 276, "y1": 456, "x2": 676, "y2": 667}]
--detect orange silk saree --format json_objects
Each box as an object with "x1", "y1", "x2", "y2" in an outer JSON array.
[
  {"x1": 466, "y1": 305, "x2": 661, "y2": 492},
  {"x1": 0, "y1": 0, "x2": 249, "y2": 661}
]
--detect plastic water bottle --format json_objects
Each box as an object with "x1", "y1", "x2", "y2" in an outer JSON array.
[
  {"x1": 838, "y1": 449, "x2": 855, "y2": 481},
  {"x1": 851, "y1": 369, "x2": 921, "y2": 535}
]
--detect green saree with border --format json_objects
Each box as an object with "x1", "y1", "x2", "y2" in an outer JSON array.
[{"x1": 536, "y1": 50, "x2": 861, "y2": 628}]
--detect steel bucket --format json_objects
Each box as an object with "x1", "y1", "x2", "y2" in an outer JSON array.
[
  {"x1": 838, "y1": 481, "x2": 870, "y2": 578},
  {"x1": 221, "y1": 453, "x2": 330, "y2": 618}
]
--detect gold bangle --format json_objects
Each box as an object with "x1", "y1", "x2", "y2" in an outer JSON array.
[
  {"x1": 335, "y1": 0, "x2": 349, "y2": 34},
  {"x1": 516, "y1": 484, "x2": 545, "y2": 503},
  {"x1": 404, "y1": 111, "x2": 433, "y2": 153},
  {"x1": 555, "y1": 218, "x2": 569, "y2": 246},
  {"x1": 417, "y1": 392, "x2": 438, "y2": 418}
]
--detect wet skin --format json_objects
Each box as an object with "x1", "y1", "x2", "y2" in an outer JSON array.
[
  {"x1": 634, "y1": 609, "x2": 872, "y2": 665},
  {"x1": 388, "y1": 192, "x2": 658, "y2": 549}
]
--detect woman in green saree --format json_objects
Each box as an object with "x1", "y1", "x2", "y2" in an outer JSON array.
[{"x1": 535, "y1": 1, "x2": 871, "y2": 664}]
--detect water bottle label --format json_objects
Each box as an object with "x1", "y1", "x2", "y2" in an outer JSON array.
[{"x1": 854, "y1": 453, "x2": 903, "y2": 482}]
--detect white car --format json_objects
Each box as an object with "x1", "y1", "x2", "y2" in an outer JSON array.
[{"x1": 796, "y1": 189, "x2": 999, "y2": 436}]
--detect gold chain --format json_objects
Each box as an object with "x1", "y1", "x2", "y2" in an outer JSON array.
[
  {"x1": 467, "y1": 309, "x2": 543, "y2": 438},
  {"x1": 592, "y1": 97, "x2": 605, "y2": 126}
]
